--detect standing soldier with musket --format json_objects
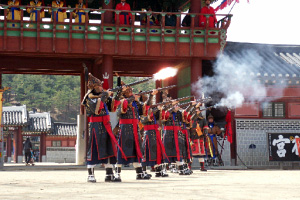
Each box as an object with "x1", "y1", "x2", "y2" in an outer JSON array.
[
  {"x1": 162, "y1": 101, "x2": 192, "y2": 175},
  {"x1": 82, "y1": 73, "x2": 125, "y2": 183},
  {"x1": 207, "y1": 114, "x2": 222, "y2": 165},
  {"x1": 140, "y1": 89, "x2": 170, "y2": 178},
  {"x1": 115, "y1": 85, "x2": 152, "y2": 181},
  {"x1": 190, "y1": 103, "x2": 209, "y2": 171}
]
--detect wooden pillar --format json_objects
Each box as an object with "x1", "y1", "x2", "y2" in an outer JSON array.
[
  {"x1": 230, "y1": 109, "x2": 237, "y2": 165},
  {"x1": 102, "y1": 55, "x2": 114, "y2": 88},
  {"x1": 6, "y1": 134, "x2": 12, "y2": 162},
  {"x1": 102, "y1": 0, "x2": 114, "y2": 24},
  {"x1": 80, "y1": 72, "x2": 85, "y2": 115},
  {"x1": 190, "y1": 0, "x2": 202, "y2": 27},
  {"x1": 15, "y1": 127, "x2": 23, "y2": 163},
  {"x1": 191, "y1": 58, "x2": 202, "y2": 96},
  {"x1": 40, "y1": 133, "x2": 46, "y2": 162}
]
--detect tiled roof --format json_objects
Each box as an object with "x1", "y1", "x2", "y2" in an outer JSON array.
[
  {"x1": 2, "y1": 105, "x2": 28, "y2": 126},
  {"x1": 22, "y1": 112, "x2": 53, "y2": 133},
  {"x1": 50, "y1": 122, "x2": 77, "y2": 137},
  {"x1": 224, "y1": 42, "x2": 300, "y2": 84}
]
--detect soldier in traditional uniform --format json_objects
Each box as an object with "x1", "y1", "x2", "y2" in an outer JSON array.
[
  {"x1": 141, "y1": 90, "x2": 170, "y2": 178},
  {"x1": 190, "y1": 103, "x2": 209, "y2": 171},
  {"x1": 207, "y1": 114, "x2": 222, "y2": 165},
  {"x1": 181, "y1": 104, "x2": 195, "y2": 174},
  {"x1": 162, "y1": 102, "x2": 191, "y2": 175},
  {"x1": 82, "y1": 73, "x2": 125, "y2": 182},
  {"x1": 50, "y1": 0, "x2": 67, "y2": 22},
  {"x1": 7, "y1": 0, "x2": 21, "y2": 20},
  {"x1": 115, "y1": 86, "x2": 152, "y2": 181},
  {"x1": 27, "y1": 0, "x2": 45, "y2": 21},
  {"x1": 72, "y1": 0, "x2": 87, "y2": 23}
]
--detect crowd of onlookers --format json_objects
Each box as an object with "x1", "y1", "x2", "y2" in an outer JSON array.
[{"x1": 3, "y1": 0, "x2": 217, "y2": 28}]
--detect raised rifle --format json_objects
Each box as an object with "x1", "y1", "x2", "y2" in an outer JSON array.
[
  {"x1": 150, "y1": 96, "x2": 194, "y2": 108},
  {"x1": 109, "y1": 77, "x2": 153, "y2": 92},
  {"x1": 178, "y1": 97, "x2": 212, "y2": 108},
  {"x1": 135, "y1": 85, "x2": 176, "y2": 95}
]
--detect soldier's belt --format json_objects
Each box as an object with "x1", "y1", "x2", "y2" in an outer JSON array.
[{"x1": 143, "y1": 124, "x2": 157, "y2": 131}]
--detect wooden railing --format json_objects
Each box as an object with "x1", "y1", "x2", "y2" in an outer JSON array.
[{"x1": 0, "y1": 4, "x2": 232, "y2": 57}]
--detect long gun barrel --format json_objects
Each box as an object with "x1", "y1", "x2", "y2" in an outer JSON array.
[
  {"x1": 178, "y1": 97, "x2": 212, "y2": 108},
  {"x1": 109, "y1": 77, "x2": 153, "y2": 92},
  {"x1": 150, "y1": 96, "x2": 194, "y2": 108},
  {"x1": 136, "y1": 85, "x2": 176, "y2": 95}
]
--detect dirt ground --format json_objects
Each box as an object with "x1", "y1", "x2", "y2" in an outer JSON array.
[{"x1": 1, "y1": 166, "x2": 300, "y2": 200}]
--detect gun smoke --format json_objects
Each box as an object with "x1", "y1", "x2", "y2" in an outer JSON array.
[{"x1": 192, "y1": 49, "x2": 287, "y2": 109}]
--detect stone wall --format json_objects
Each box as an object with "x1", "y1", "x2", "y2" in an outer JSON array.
[
  {"x1": 236, "y1": 119, "x2": 300, "y2": 168},
  {"x1": 46, "y1": 147, "x2": 76, "y2": 163}
]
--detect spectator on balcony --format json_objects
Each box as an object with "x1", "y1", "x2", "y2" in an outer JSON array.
[
  {"x1": 182, "y1": 10, "x2": 191, "y2": 27},
  {"x1": 199, "y1": 0, "x2": 217, "y2": 28},
  {"x1": 141, "y1": 6, "x2": 159, "y2": 26},
  {"x1": 73, "y1": 0, "x2": 87, "y2": 23},
  {"x1": 27, "y1": 0, "x2": 45, "y2": 21},
  {"x1": 115, "y1": 0, "x2": 132, "y2": 25},
  {"x1": 50, "y1": 0, "x2": 67, "y2": 22},
  {"x1": 165, "y1": 8, "x2": 176, "y2": 27},
  {"x1": 7, "y1": 0, "x2": 21, "y2": 20}
]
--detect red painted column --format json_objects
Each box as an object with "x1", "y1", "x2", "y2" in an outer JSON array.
[
  {"x1": 230, "y1": 109, "x2": 237, "y2": 165},
  {"x1": 155, "y1": 80, "x2": 162, "y2": 103},
  {"x1": 190, "y1": 0, "x2": 202, "y2": 27},
  {"x1": 191, "y1": 58, "x2": 202, "y2": 97},
  {"x1": 6, "y1": 134, "x2": 12, "y2": 162},
  {"x1": 102, "y1": 0, "x2": 114, "y2": 24},
  {"x1": 102, "y1": 55, "x2": 114, "y2": 88},
  {"x1": 40, "y1": 133, "x2": 46, "y2": 162}
]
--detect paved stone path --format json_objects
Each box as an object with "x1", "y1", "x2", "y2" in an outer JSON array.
[{"x1": 1, "y1": 166, "x2": 300, "y2": 200}]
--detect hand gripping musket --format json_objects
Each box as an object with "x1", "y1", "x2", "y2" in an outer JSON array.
[
  {"x1": 150, "y1": 96, "x2": 195, "y2": 108},
  {"x1": 135, "y1": 85, "x2": 176, "y2": 95},
  {"x1": 109, "y1": 77, "x2": 153, "y2": 92}
]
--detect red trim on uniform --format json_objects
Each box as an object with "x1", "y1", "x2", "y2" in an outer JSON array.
[
  {"x1": 119, "y1": 117, "x2": 143, "y2": 160},
  {"x1": 182, "y1": 129, "x2": 191, "y2": 160},
  {"x1": 113, "y1": 100, "x2": 121, "y2": 112},
  {"x1": 164, "y1": 124, "x2": 181, "y2": 161},
  {"x1": 144, "y1": 124, "x2": 169, "y2": 163},
  {"x1": 122, "y1": 99, "x2": 129, "y2": 113},
  {"x1": 88, "y1": 115, "x2": 127, "y2": 161}
]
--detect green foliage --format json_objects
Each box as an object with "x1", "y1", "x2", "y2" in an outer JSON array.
[{"x1": 2, "y1": 74, "x2": 81, "y2": 123}]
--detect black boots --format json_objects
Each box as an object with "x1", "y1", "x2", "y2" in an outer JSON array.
[
  {"x1": 155, "y1": 165, "x2": 169, "y2": 177},
  {"x1": 179, "y1": 164, "x2": 192, "y2": 175},
  {"x1": 105, "y1": 167, "x2": 122, "y2": 182},
  {"x1": 136, "y1": 167, "x2": 151, "y2": 180},
  {"x1": 87, "y1": 168, "x2": 96, "y2": 183}
]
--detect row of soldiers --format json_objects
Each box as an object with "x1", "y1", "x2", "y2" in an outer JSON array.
[
  {"x1": 6, "y1": 0, "x2": 86, "y2": 22},
  {"x1": 82, "y1": 73, "x2": 222, "y2": 183}
]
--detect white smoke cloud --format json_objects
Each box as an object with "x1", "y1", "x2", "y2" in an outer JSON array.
[{"x1": 192, "y1": 49, "x2": 286, "y2": 109}]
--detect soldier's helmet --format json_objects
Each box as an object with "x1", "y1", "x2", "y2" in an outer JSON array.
[{"x1": 87, "y1": 73, "x2": 103, "y2": 90}]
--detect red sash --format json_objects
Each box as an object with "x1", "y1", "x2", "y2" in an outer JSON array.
[
  {"x1": 119, "y1": 116, "x2": 143, "y2": 160},
  {"x1": 144, "y1": 124, "x2": 169, "y2": 164},
  {"x1": 164, "y1": 125, "x2": 181, "y2": 161},
  {"x1": 182, "y1": 129, "x2": 191, "y2": 160},
  {"x1": 88, "y1": 115, "x2": 127, "y2": 161}
]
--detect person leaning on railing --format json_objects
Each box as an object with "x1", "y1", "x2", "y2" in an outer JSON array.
[
  {"x1": 199, "y1": 0, "x2": 217, "y2": 28},
  {"x1": 7, "y1": 0, "x2": 21, "y2": 20},
  {"x1": 26, "y1": 0, "x2": 45, "y2": 21},
  {"x1": 72, "y1": 0, "x2": 88, "y2": 23},
  {"x1": 49, "y1": 0, "x2": 67, "y2": 22},
  {"x1": 115, "y1": 0, "x2": 132, "y2": 25}
]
